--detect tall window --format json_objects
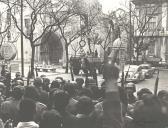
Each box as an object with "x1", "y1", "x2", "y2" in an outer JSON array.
[{"x1": 147, "y1": 16, "x2": 157, "y2": 31}]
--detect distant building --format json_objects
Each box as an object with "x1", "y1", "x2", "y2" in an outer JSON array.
[
  {"x1": 132, "y1": 0, "x2": 168, "y2": 63},
  {"x1": 0, "y1": 0, "x2": 104, "y2": 66}
]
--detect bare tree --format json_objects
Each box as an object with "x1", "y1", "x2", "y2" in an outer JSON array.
[
  {"x1": 0, "y1": 0, "x2": 74, "y2": 76},
  {"x1": 52, "y1": 0, "x2": 102, "y2": 73},
  {"x1": 106, "y1": 3, "x2": 163, "y2": 63},
  {"x1": 0, "y1": 8, "x2": 11, "y2": 46},
  {"x1": 70, "y1": 42, "x2": 80, "y2": 57}
]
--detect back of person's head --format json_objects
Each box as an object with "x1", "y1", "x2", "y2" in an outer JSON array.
[
  {"x1": 158, "y1": 90, "x2": 168, "y2": 100},
  {"x1": 12, "y1": 86, "x2": 24, "y2": 100},
  {"x1": 53, "y1": 90, "x2": 70, "y2": 113},
  {"x1": 50, "y1": 80, "x2": 60, "y2": 90},
  {"x1": 76, "y1": 78, "x2": 84, "y2": 87},
  {"x1": 15, "y1": 72, "x2": 21, "y2": 78},
  {"x1": 143, "y1": 94, "x2": 159, "y2": 106},
  {"x1": 137, "y1": 88, "x2": 153, "y2": 100},
  {"x1": 103, "y1": 63, "x2": 119, "y2": 80},
  {"x1": 19, "y1": 98, "x2": 36, "y2": 122},
  {"x1": 39, "y1": 110, "x2": 62, "y2": 128},
  {"x1": 55, "y1": 77, "x2": 65, "y2": 86},
  {"x1": 40, "y1": 75, "x2": 46, "y2": 78},
  {"x1": 63, "y1": 83, "x2": 76, "y2": 97},
  {"x1": 77, "y1": 96, "x2": 93, "y2": 115},
  {"x1": 125, "y1": 82, "x2": 136, "y2": 93},
  {"x1": 43, "y1": 78, "x2": 50, "y2": 86},
  {"x1": 24, "y1": 86, "x2": 39, "y2": 101},
  {"x1": 55, "y1": 77, "x2": 64, "y2": 82},
  {"x1": 16, "y1": 80, "x2": 24, "y2": 86},
  {"x1": 34, "y1": 77, "x2": 43, "y2": 88},
  {"x1": 48, "y1": 88, "x2": 61, "y2": 109},
  {"x1": 79, "y1": 88, "x2": 93, "y2": 98}
]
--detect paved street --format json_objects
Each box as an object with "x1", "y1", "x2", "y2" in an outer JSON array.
[
  {"x1": 135, "y1": 69, "x2": 168, "y2": 94},
  {"x1": 37, "y1": 67, "x2": 168, "y2": 94},
  {"x1": 13, "y1": 63, "x2": 168, "y2": 94}
]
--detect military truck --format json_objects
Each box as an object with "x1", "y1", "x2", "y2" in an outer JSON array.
[{"x1": 70, "y1": 56, "x2": 104, "y2": 75}]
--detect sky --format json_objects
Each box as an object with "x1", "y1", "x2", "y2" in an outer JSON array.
[{"x1": 98, "y1": 0, "x2": 129, "y2": 14}]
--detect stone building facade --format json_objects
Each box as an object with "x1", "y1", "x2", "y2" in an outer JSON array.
[{"x1": 132, "y1": 0, "x2": 168, "y2": 63}]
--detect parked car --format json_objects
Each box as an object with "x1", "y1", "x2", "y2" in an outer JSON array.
[
  {"x1": 120, "y1": 65, "x2": 145, "y2": 83},
  {"x1": 139, "y1": 63, "x2": 155, "y2": 78}
]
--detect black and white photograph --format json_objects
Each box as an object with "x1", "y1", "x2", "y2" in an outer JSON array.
[{"x1": 0, "y1": 0, "x2": 168, "y2": 128}]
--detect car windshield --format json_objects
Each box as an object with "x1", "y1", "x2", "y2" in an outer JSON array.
[{"x1": 124, "y1": 66, "x2": 137, "y2": 72}]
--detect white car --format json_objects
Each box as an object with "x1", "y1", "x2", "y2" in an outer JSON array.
[
  {"x1": 120, "y1": 65, "x2": 145, "y2": 83},
  {"x1": 139, "y1": 63, "x2": 155, "y2": 78}
]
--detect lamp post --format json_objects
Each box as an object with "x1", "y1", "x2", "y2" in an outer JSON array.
[{"x1": 21, "y1": 0, "x2": 24, "y2": 77}]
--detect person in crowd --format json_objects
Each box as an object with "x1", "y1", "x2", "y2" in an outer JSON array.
[
  {"x1": 127, "y1": 88, "x2": 152, "y2": 118},
  {"x1": 50, "y1": 80, "x2": 61, "y2": 91},
  {"x1": 33, "y1": 77, "x2": 49, "y2": 105},
  {"x1": 158, "y1": 90, "x2": 168, "y2": 101},
  {"x1": 1, "y1": 86, "x2": 24, "y2": 126},
  {"x1": 53, "y1": 90, "x2": 77, "y2": 128},
  {"x1": 12, "y1": 72, "x2": 23, "y2": 87},
  {"x1": 137, "y1": 88, "x2": 153, "y2": 100},
  {"x1": 76, "y1": 78, "x2": 84, "y2": 89},
  {"x1": 64, "y1": 82, "x2": 78, "y2": 115},
  {"x1": 157, "y1": 90, "x2": 168, "y2": 127},
  {"x1": 125, "y1": 82, "x2": 137, "y2": 104},
  {"x1": 39, "y1": 110, "x2": 62, "y2": 128},
  {"x1": 0, "y1": 82, "x2": 6, "y2": 104},
  {"x1": 129, "y1": 94, "x2": 166, "y2": 128},
  {"x1": 16, "y1": 80, "x2": 24, "y2": 86},
  {"x1": 76, "y1": 96, "x2": 96, "y2": 128},
  {"x1": 78, "y1": 87, "x2": 93, "y2": 99},
  {"x1": 16, "y1": 98, "x2": 39, "y2": 128},
  {"x1": 54, "y1": 77, "x2": 66, "y2": 90},
  {"x1": 4, "y1": 70, "x2": 11, "y2": 97},
  {"x1": 75, "y1": 78, "x2": 84, "y2": 96},
  {"x1": 102, "y1": 62, "x2": 124, "y2": 128},
  {"x1": 42, "y1": 78, "x2": 50, "y2": 92},
  {"x1": 1, "y1": 65, "x2": 6, "y2": 77},
  {"x1": 24, "y1": 86, "x2": 47, "y2": 123},
  {"x1": 90, "y1": 85, "x2": 101, "y2": 100}
]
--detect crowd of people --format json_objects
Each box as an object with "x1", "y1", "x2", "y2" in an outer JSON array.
[{"x1": 0, "y1": 63, "x2": 167, "y2": 128}]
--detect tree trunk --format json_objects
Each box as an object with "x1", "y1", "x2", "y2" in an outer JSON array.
[
  {"x1": 103, "y1": 49, "x2": 108, "y2": 64},
  {"x1": 65, "y1": 44, "x2": 69, "y2": 73},
  {"x1": 87, "y1": 38, "x2": 92, "y2": 53},
  {"x1": 136, "y1": 48, "x2": 139, "y2": 64},
  {"x1": 30, "y1": 46, "x2": 35, "y2": 78}
]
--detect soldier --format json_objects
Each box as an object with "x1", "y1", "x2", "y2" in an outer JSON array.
[
  {"x1": 12, "y1": 72, "x2": 23, "y2": 91},
  {"x1": 125, "y1": 82, "x2": 137, "y2": 104}
]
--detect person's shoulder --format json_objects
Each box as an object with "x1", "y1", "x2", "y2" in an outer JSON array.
[
  {"x1": 36, "y1": 102, "x2": 47, "y2": 110},
  {"x1": 17, "y1": 121, "x2": 39, "y2": 128},
  {"x1": 1, "y1": 100, "x2": 11, "y2": 106},
  {"x1": 95, "y1": 101, "x2": 103, "y2": 109},
  {"x1": 31, "y1": 121, "x2": 39, "y2": 128}
]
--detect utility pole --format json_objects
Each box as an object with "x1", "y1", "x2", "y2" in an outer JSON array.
[{"x1": 21, "y1": 0, "x2": 24, "y2": 77}]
